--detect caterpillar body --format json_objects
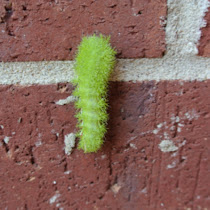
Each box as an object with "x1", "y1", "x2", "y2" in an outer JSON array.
[{"x1": 73, "y1": 34, "x2": 116, "y2": 153}]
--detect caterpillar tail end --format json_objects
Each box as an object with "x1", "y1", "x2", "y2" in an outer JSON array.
[{"x1": 78, "y1": 137, "x2": 103, "y2": 153}]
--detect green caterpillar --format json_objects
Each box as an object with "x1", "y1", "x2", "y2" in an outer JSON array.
[{"x1": 73, "y1": 34, "x2": 116, "y2": 153}]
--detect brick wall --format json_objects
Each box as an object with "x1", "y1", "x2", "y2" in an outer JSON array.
[{"x1": 0, "y1": 0, "x2": 210, "y2": 209}]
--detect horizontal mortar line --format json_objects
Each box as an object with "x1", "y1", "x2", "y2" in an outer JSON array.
[{"x1": 0, "y1": 56, "x2": 210, "y2": 85}]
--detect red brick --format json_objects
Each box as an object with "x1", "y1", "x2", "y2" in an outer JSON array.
[
  {"x1": 0, "y1": 80, "x2": 209, "y2": 209},
  {"x1": 0, "y1": 0, "x2": 166, "y2": 62},
  {"x1": 198, "y1": 8, "x2": 210, "y2": 57}
]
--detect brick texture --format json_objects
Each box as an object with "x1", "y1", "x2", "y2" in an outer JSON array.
[
  {"x1": 0, "y1": 0, "x2": 166, "y2": 62},
  {"x1": 0, "y1": 81, "x2": 209, "y2": 209},
  {"x1": 198, "y1": 8, "x2": 210, "y2": 57}
]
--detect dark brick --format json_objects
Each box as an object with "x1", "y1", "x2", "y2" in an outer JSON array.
[
  {"x1": 0, "y1": 80, "x2": 209, "y2": 209},
  {"x1": 198, "y1": 9, "x2": 210, "y2": 57},
  {"x1": 0, "y1": 0, "x2": 166, "y2": 61}
]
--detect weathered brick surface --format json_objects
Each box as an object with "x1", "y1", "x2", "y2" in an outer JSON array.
[
  {"x1": 198, "y1": 8, "x2": 210, "y2": 57},
  {"x1": 0, "y1": 0, "x2": 166, "y2": 62},
  {"x1": 0, "y1": 81, "x2": 209, "y2": 209}
]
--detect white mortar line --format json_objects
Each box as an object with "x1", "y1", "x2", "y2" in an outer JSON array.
[
  {"x1": 166, "y1": 0, "x2": 210, "y2": 56},
  {"x1": 0, "y1": 0, "x2": 209, "y2": 85}
]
